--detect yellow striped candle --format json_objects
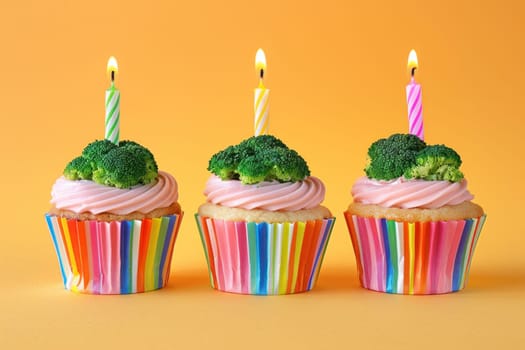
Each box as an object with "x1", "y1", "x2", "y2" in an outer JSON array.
[
  {"x1": 254, "y1": 49, "x2": 269, "y2": 136},
  {"x1": 105, "y1": 56, "x2": 120, "y2": 144}
]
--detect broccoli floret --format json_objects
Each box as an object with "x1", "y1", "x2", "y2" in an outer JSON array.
[
  {"x1": 239, "y1": 135, "x2": 287, "y2": 153},
  {"x1": 208, "y1": 135, "x2": 310, "y2": 184},
  {"x1": 365, "y1": 133, "x2": 426, "y2": 181},
  {"x1": 92, "y1": 148, "x2": 147, "y2": 188},
  {"x1": 208, "y1": 146, "x2": 241, "y2": 180},
  {"x1": 82, "y1": 140, "x2": 117, "y2": 167},
  {"x1": 63, "y1": 156, "x2": 93, "y2": 180},
  {"x1": 267, "y1": 148, "x2": 310, "y2": 182},
  {"x1": 237, "y1": 155, "x2": 272, "y2": 184},
  {"x1": 363, "y1": 134, "x2": 466, "y2": 182},
  {"x1": 404, "y1": 145, "x2": 464, "y2": 182},
  {"x1": 63, "y1": 139, "x2": 159, "y2": 188},
  {"x1": 119, "y1": 140, "x2": 158, "y2": 184}
]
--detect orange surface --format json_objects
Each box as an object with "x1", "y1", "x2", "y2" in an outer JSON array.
[{"x1": 1, "y1": 0, "x2": 524, "y2": 348}]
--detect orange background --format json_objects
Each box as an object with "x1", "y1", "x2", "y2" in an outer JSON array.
[{"x1": 1, "y1": 0, "x2": 524, "y2": 348}]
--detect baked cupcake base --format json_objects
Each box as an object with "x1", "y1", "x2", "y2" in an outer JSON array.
[
  {"x1": 348, "y1": 201, "x2": 483, "y2": 222},
  {"x1": 45, "y1": 213, "x2": 183, "y2": 294},
  {"x1": 344, "y1": 206, "x2": 486, "y2": 295},
  {"x1": 48, "y1": 202, "x2": 182, "y2": 221},
  {"x1": 195, "y1": 204, "x2": 335, "y2": 295},
  {"x1": 198, "y1": 203, "x2": 331, "y2": 223}
]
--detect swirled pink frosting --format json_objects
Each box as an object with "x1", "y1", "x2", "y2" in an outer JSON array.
[
  {"x1": 352, "y1": 176, "x2": 474, "y2": 209},
  {"x1": 204, "y1": 175, "x2": 325, "y2": 211},
  {"x1": 51, "y1": 171, "x2": 178, "y2": 215}
]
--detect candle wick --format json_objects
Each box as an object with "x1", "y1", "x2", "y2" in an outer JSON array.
[
  {"x1": 260, "y1": 69, "x2": 264, "y2": 79},
  {"x1": 111, "y1": 70, "x2": 115, "y2": 82},
  {"x1": 411, "y1": 67, "x2": 416, "y2": 78}
]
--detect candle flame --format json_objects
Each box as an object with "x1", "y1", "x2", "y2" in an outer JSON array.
[
  {"x1": 407, "y1": 49, "x2": 418, "y2": 70},
  {"x1": 107, "y1": 56, "x2": 118, "y2": 79},
  {"x1": 255, "y1": 48, "x2": 267, "y2": 73},
  {"x1": 255, "y1": 49, "x2": 267, "y2": 88}
]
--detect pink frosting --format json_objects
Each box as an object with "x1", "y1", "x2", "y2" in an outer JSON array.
[
  {"x1": 51, "y1": 171, "x2": 178, "y2": 215},
  {"x1": 351, "y1": 176, "x2": 474, "y2": 209},
  {"x1": 204, "y1": 175, "x2": 325, "y2": 211}
]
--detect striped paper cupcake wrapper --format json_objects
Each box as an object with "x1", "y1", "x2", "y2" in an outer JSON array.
[
  {"x1": 344, "y1": 212, "x2": 486, "y2": 295},
  {"x1": 45, "y1": 213, "x2": 183, "y2": 294},
  {"x1": 195, "y1": 214, "x2": 336, "y2": 295}
]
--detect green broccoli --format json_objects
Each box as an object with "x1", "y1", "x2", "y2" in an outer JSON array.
[
  {"x1": 267, "y1": 148, "x2": 310, "y2": 182},
  {"x1": 365, "y1": 133, "x2": 426, "y2": 181},
  {"x1": 237, "y1": 155, "x2": 272, "y2": 184},
  {"x1": 63, "y1": 156, "x2": 93, "y2": 180},
  {"x1": 208, "y1": 145, "x2": 241, "y2": 180},
  {"x1": 92, "y1": 147, "x2": 147, "y2": 188},
  {"x1": 404, "y1": 144, "x2": 464, "y2": 182},
  {"x1": 208, "y1": 135, "x2": 310, "y2": 184},
  {"x1": 82, "y1": 140, "x2": 117, "y2": 166},
  {"x1": 238, "y1": 135, "x2": 287, "y2": 153},
  {"x1": 63, "y1": 139, "x2": 159, "y2": 188},
  {"x1": 119, "y1": 140, "x2": 158, "y2": 184}
]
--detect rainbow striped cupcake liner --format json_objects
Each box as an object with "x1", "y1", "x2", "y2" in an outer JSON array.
[
  {"x1": 195, "y1": 214, "x2": 336, "y2": 295},
  {"x1": 45, "y1": 213, "x2": 183, "y2": 294},
  {"x1": 344, "y1": 212, "x2": 486, "y2": 295}
]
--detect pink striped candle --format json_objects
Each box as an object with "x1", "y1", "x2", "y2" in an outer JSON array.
[{"x1": 406, "y1": 49, "x2": 424, "y2": 140}]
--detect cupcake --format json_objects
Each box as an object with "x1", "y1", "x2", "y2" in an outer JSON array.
[
  {"x1": 45, "y1": 139, "x2": 183, "y2": 294},
  {"x1": 195, "y1": 135, "x2": 335, "y2": 295},
  {"x1": 344, "y1": 133, "x2": 486, "y2": 295}
]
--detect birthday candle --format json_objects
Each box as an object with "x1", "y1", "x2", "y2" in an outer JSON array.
[
  {"x1": 105, "y1": 56, "x2": 120, "y2": 144},
  {"x1": 254, "y1": 49, "x2": 269, "y2": 136},
  {"x1": 406, "y1": 49, "x2": 424, "y2": 140}
]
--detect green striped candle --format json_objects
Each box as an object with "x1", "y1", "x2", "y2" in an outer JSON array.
[{"x1": 105, "y1": 56, "x2": 120, "y2": 144}]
